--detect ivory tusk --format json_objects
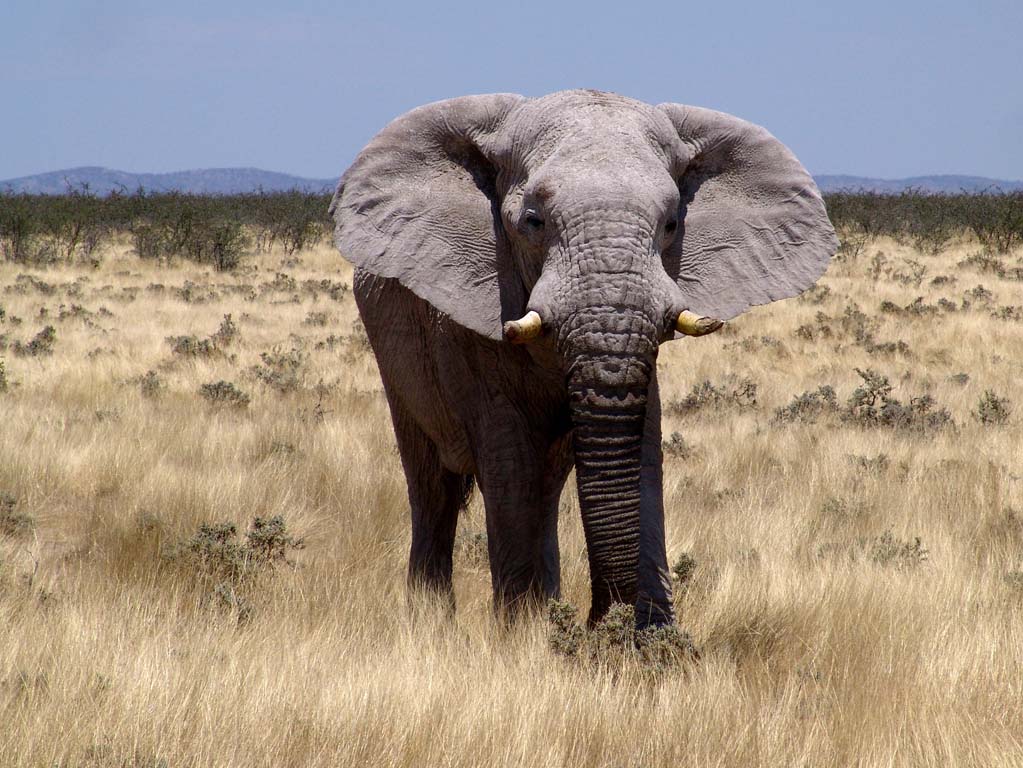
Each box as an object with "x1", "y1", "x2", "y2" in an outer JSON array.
[
  {"x1": 503, "y1": 311, "x2": 543, "y2": 343},
  {"x1": 676, "y1": 310, "x2": 724, "y2": 337}
]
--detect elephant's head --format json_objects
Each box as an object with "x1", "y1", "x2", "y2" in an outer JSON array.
[{"x1": 331, "y1": 90, "x2": 837, "y2": 622}]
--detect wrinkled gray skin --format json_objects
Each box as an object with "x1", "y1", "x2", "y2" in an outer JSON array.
[{"x1": 331, "y1": 90, "x2": 837, "y2": 627}]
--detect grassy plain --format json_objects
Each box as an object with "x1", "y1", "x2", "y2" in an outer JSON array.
[{"x1": 1, "y1": 235, "x2": 1022, "y2": 766}]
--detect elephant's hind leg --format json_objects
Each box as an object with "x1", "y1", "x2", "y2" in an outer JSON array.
[{"x1": 390, "y1": 403, "x2": 472, "y2": 607}]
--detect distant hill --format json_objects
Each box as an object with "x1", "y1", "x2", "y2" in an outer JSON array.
[
  {"x1": 2, "y1": 167, "x2": 1021, "y2": 196},
  {"x1": 0, "y1": 167, "x2": 338, "y2": 196},
  {"x1": 814, "y1": 175, "x2": 1023, "y2": 194}
]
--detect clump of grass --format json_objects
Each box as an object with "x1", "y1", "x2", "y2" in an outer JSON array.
[
  {"x1": 0, "y1": 493, "x2": 34, "y2": 538},
  {"x1": 0, "y1": 358, "x2": 7, "y2": 392},
  {"x1": 12, "y1": 325, "x2": 56, "y2": 356},
  {"x1": 546, "y1": 601, "x2": 698, "y2": 673},
  {"x1": 973, "y1": 390, "x2": 1011, "y2": 425},
  {"x1": 869, "y1": 530, "x2": 929, "y2": 570},
  {"x1": 198, "y1": 380, "x2": 250, "y2": 408}
]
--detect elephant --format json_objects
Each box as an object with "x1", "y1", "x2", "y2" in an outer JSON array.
[{"x1": 330, "y1": 90, "x2": 837, "y2": 628}]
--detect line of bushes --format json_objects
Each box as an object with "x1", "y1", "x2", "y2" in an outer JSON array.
[
  {"x1": 0, "y1": 188, "x2": 333, "y2": 269},
  {"x1": 1, "y1": 189, "x2": 1020, "y2": 269},
  {"x1": 824, "y1": 190, "x2": 1023, "y2": 256}
]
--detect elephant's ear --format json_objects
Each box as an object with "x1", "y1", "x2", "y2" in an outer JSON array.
[
  {"x1": 658, "y1": 104, "x2": 838, "y2": 323},
  {"x1": 330, "y1": 94, "x2": 526, "y2": 340}
]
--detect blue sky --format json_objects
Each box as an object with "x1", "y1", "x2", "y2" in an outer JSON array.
[{"x1": 3, "y1": 0, "x2": 1021, "y2": 181}]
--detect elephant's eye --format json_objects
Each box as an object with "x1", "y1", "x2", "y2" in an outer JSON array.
[
  {"x1": 664, "y1": 218, "x2": 678, "y2": 235},
  {"x1": 523, "y1": 211, "x2": 545, "y2": 231}
]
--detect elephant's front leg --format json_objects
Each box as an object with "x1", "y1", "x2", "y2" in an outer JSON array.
[
  {"x1": 637, "y1": 367, "x2": 675, "y2": 628},
  {"x1": 474, "y1": 397, "x2": 562, "y2": 618}
]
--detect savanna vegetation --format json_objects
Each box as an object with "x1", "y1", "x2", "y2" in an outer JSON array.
[{"x1": 1, "y1": 190, "x2": 1022, "y2": 766}]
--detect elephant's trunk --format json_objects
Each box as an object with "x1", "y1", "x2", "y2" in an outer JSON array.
[{"x1": 561, "y1": 309, "x2": 655, "y2": 625}]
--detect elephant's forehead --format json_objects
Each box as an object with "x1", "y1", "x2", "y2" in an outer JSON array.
[{"x1": 505, "y1": 90, "x2": 675, "y2": 164}]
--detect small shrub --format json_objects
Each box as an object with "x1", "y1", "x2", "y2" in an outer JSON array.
[
  {"x1": 798, "y1": 284, "x2": 831, "y2": 305},
  {"x1": 635, "y1": 624, "x2": 700, "y2": 671},
  {"x1": 662, "y1": 431, "x2": 693, "y2": 459},
  {"x1": 303, "y1": 310, "x2": 331, "y2": 327},
  {"x1": 547, "y1": 599, "x2": 585, "y2": 657},
  {"x1": 166, "y1": 334, "x2": 216, "y2": 357},
  {"x1": 974, "y1": 390, "x2": 1011, "y2": 425},
  {"x1": 671, "y1": 552, "x2": 697, "y2": 587},
  {"x1": 843, "y1": 368, "x2": 953, "y2": 431},
  {"x1": 774, "y1": 386, "x2": 839, "y2": 424},
  {"x1": 992, "y1": 306, "x2": 1023, "y2": 322},
  {"x1": 0, "y1": 493, "x2": 34, "y2": 538},
  {"x1": 0, "y1": 358, "x2": 7, "y2": 392},
  {"x1": 262, "y1": 272, "x2": 298, "y2": 294},
  {"x1": 199, "y1": 380, "x2": 250, "y2": 408},
  {"x1": 167, "y1": 315, "x2": 236, "y2": 357},
  {"x1": 167, "y1": 516, "x2": 304, "y2": 589},
  {"x1": 963, "y1": 284, "x2": 994, "y2": 307},
  {"x1": 869, "y1": 530, "x2": 928, "y2": 569},
  {"x1": 12, "y1": 325, "x2": 56, "y2": 356},
  {"x1": 209, "y1": 314, "x2": 239, "y2": 347},
  {"x1": 137, "y1": 370, "x2": 165, "y2": 398},
  {"x1": 245, "y1": 515, "x2": 306, "y2": 564},
  {"x1": 818, "y1": 496, "x2": 872, "y2": 528},
  {"x1": 546, "y1": 600, "x2": 698, "y2": 672},
  {"x1": 587, "y1": 603, "x2": 637, "y2": 663},
  {"x1": 668, "y1": 377, "x2": 758, "y2": 416},
  {"x1": 302, "y1": 279, "x2": 349, "y2": 302},
  {"x1": 252, "y1": 346, "x2": 306, "y2": 393},
  {"x1": 848, "y1": 453, "x2": 890, "y2": 475},
  {"x1": 455, "y1": 530, "x2": 488, "y2": 566}
]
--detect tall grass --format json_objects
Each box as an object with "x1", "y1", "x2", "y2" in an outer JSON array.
[{"x1": 1, "y1": 233, "x2": 1022, "y2": 766}]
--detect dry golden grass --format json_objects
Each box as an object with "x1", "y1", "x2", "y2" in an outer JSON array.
[{"x1": 1, "y1": 235, "x2": 1022, "y2": 766}]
